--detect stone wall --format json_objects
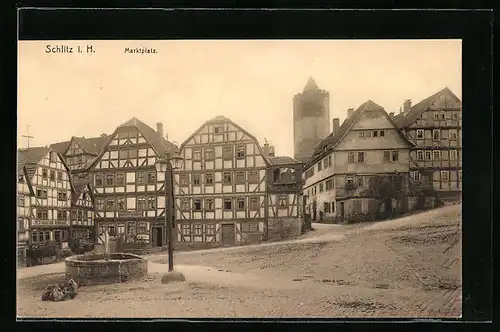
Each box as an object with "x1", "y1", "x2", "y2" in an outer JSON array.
[{"x1": 267, "y1": 217, "x2": 302, "y2": 241}]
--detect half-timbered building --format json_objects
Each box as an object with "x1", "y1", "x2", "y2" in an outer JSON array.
[
  {"x1": 17, "y1": 147, "x2": 73, "y2": 249},
  {"x1": 174, "y1": 116, "x2": 269, "y2": 248},
  {"x1": 70, "y1": 174, "x2": 95, "y2": 240},
  {"x1": 303, "y1": 100, "x2": 414, "y2": 224},
  {"x1": 51, "y1": 135, "x2": 110, "y2": 173},
  {"x1": 394, "y1": 87, "x2": 462, "y2": 201},
  {"x1": 89, "y1": 118, "x2": 176, "y2": 247}
]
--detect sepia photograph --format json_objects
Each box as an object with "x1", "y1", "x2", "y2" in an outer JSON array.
[{"x1": 17, "y1": 39, "x2": 462, "y2": 319}]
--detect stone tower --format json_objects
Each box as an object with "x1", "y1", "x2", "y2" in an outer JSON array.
[{"x1": 293, "y1": 77, "x2": 330, "y2": 163}]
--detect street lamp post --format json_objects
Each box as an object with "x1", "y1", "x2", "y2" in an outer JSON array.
[{"x1": 155, "y1": 151, "x2": 185, "y2": 282}]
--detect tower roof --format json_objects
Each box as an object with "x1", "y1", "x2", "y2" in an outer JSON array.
[{"x1": 303, "y1": 77, "x2": 319, "y2": 92}]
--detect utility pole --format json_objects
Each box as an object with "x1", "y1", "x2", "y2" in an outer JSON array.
[{"x1": 22, "y1": 124, "x2": 34, "y2": 148}]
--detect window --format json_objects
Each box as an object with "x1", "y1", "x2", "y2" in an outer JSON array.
[
  {"x1": 223, "y1": 146, "x2": 233, "y2": 160},
  {"x1": 32, "y1": 231, "x2": 38, "y2": 243},
  {"x1": 18, "y1": 195, "x2": 24, "y2": 207},
  {"x1": 279, "y1": 196, "x2": 287, "y2": 209},
  {"x1": 241, "y1": 223, "x2": 258, "y2": 232},
  {"x1": 95, "y1": 174, "x2": 103, "y2": 186},
  {"x1": 249, "y1": 197, "x2": 259, "y2": 210},
  {"x1": 357, "y1": 152, "x2": 365, "y2": 163},
  {"x1": 359, "y1": 131, "x2": 365, "y2": 138},
  {"x1": 236, "y1": 145, "x2": 245, "y2": 159},
  {"x1": 205, "y1": 199, "x2": 214, "y2": 211},
  {"x1": 380, "y1": 130, "x2": 385, "y2": 137},
  {"x1": 18, "y1": 174, "x2": 24, "y2": 183},
  {"x1": 331, "y1": 202, "x2": 335, "y2": 213},
  {"x1": 433, "y1": 150, "x2": 441, "y2": 160},
  {"x1": 49, "y1": 170, "x2": 55, "y2": 181},
  {"x1": 417, "y1": 150, "x2": 424, "y2": 160},
  {"x1": 18, "y1": 218, "x2": 24, "y2": 231},
  {"x1": 248, "y1": 171, "x2": 259, "y2": 183},
  {"x1": 42, "y1": 168, "x2": 48, "y2": 178},
  {"x1": 324, "y1": 202, "x2": 330, "y2": 214},
  {"x1": 108, "y1": 225, "x2": 116, "y2": 236},
  {"x1": 182, "y1": 223, "x2": 191, "y2": 236},
  {"x1": 373, "y1": 131, "x2": 378, "y2": 137},
  {"x1": 193, "y1": 199, "x2": 202, "y2": 211},
  {"x1": 223, "y1": 172, "x2": 232, "y2": 184},
  {"x1": 137, "y1": 197, "x2": 147, "y2": 210},
  {"x1": 325, "y1": 179, "x2": 333, "y2": 191},
  {"x1": 57, "y1": 210, "x2": 64, "y2": 219},
  {"x1": 40, "y1": 190, "x2": 48, "y2": 199},
  {"x1": 181, "y1": 199, "x2": 190, "y2": 211},
  {"x1": 147, "y1": 197, "x2": 155, "y2": 209},
  {"x1": 450, "y1": 150, "x2": 458, "y2": 160},
  {"x1": 193, "y1": 149, "x2": 202, "y2": 160},
  {"x1": 128, "y1": 149, "x2": 137, "y2": 158},
  {"x1": 179, "y1": 174, "x2": 189, "y2": 186},
  {"x1": 450, "y1": 129, "x2": 458, "y2": 140},
  {"x1": 106, "y1": 199, "x2": 114, "y2": 210},
  {"x1": 50, "y1": 151, "x2": 58, "y2": 162},
  {"x1": 236, "y1": 171, "x2": 245, "y2": 184},
  {"x1": 82, "y1": 193, "x2": 87, "y2": 200},
  {"x1": 416, "y1": 130, "x2": 424, "y2": 139},
  {"x1": 147, "y1": 172, "x2": 156, "y2": 185},
  {"x1": 137, "y1": 172, "x2": 145, "y2": 185},
  {"x1": 78, "y1": 210, "x2": 83, "y2": 220},
  {"x1": 194, "y1": 224, "x2": 203, "y2": 236},
  {"x1": 348, "y1": 152, "x2": 355, "y2": 163},
  {"x1": 425, "y1": 150, "x2": 432, "y2": 160},
  {"x1": 323, "y1": 158, "x2": 328, "y2": 168},
  {"x1": 353, "y1": 200, "x2": 362, "y2": 213},
  {"x1": 96, "y1": 199, "x2": 104, "y2": 211},
  {"x1": 127, "y1": 222, "x2": 136, "y2": 236},
  {"x1": 116, "y1": 173, "x2": 125, "y2": 186},
  {"x1": 391, "y1": 151, "x2": 399, "y2": 162},
  {"x1": 36, "y1": 189, "x2": 41, "y2": 197},
  {"x1": 383, "y1": 151, "x2": 390, "y2": 162},
  {"x1": 117, "y1": 198, "x2": 125, "y2": 210},
  {"x1": 38, "y1": 232, "x2": 44, "y2": 242},
  {"x1": 432, "y1": 129, "x2": 441, "y2": 141},
  {"x1": 441, "y1": 113, "x2": 446, "y2": 120},
  {"x1": 138, "y1": 222, "x2": 147, "y2": 234},
  {"x1": 205, "y1": 148, "x2": 214, "y2": 160},
  {"x1": 346, "y1": 176, "x2": 354, "y2": 186},
  {"x1": 118, "y1": 225, "x2": 125, "y2": 234},
  {"x1": 441, "y1": 171, "x2": 449, "y2": 181},
  {"x1": 237, "y1": 198, "x2": 245, "y2": 210},
  {"x1": 206, "y1": 224, "x2": 216, "y2": 235},
  {"x1": 412, "y1": 171, "x2": 421, "y2": 181},
  {"x1": 452, "y1": 113, "x2": 458, "y2": 120},
  {"x1": 214, "y1": 126, "x2": 223, "y2": 134},
  {"x1": 433, "y1": 112, "x2": 440, "y2": 120},
  {"x1": 45, "y1": 232, "x2": 50, "y2": 241},
  {"x1": 328, "y1": 155, "x2": 332, "y2": 167},
  {"x1": 458, "y1": 170, "x2": 462, "y2": 181},
  {"x1": 205, "y1": 173, "x2": 214, "y2": 185},
  {"x1": 224, "y1": 199, "x2": 232, "y2": 210},
  {"x1": 357, "y1": 176, "x2": 364, "y2": 187},
  {"x1": 317, "y1": 162, "x2": 322, "y2": 172},
  {"x1": 105, "y1": 174, "x2": 114, "y2": 186},
  {"x1": 319, "y1": 183, "x2": 324, "y2": 193},
  {"x1": 193, "y1": 174, "x2": 201, "y2": 185}
]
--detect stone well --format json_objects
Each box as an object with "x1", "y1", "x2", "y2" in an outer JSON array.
[{"x1": 65, "y1": 253, "x2": 148, "y2": 286}]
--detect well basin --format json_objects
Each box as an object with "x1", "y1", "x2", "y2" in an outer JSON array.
[{"x1": 65, "y1": 253, "x2": 147, "y2": 286}]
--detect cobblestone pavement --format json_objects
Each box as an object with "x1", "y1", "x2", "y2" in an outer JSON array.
[{"x1": 17, "y1": 204, "x2": 461, "y2": 318}]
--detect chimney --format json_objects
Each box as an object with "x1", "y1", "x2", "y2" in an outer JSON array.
[
  {"x1": 263, "y1": 138, "x2": 270, "y2": 157},
  {"x1": 332, "y1": 118, "x2": 340, "y2": 136},
  {"x1": 156, "y1": 122, "x2": 164, "y2": 138},
  {"x1": 403, "y1": 99, "x2": 412, "y2": 115},
  {"x1": 268, "y1": 145, "x2": 275, "y2": 157},
  {"x1": 101, "y1": 133, "x2": 107, "y2": 137},
  {"x1": 389, "y1": 112, "x2": 395, "y2": 118},
  {"x1": 347, "y1": 108, "x2": 354, "y2": 119}
]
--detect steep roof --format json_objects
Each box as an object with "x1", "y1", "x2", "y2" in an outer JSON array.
[
  {"x1": 394, "y1": 87, "x2": 461, "y2": 128},
  {"x1": 268, "y1": 156, "x2": 303, "y2": 166},
  {"x1": 303, "y1": 77, "x2": 319, "y2": 92},
  {"x1": 305, "y1": 100, "x2": 411, "y2": 169},
  {"x1": 18, "y1": 147, "x2": 51, "y2": 177},
  {"x1": 118, "y1": 117, "x2": 177, "y2": 156},
  {"x1": 73, "y1": 135, "x2": 110, "y2": 155},
  {"x1": 49, "y1": 141, "x2": 70, "y2": 154}
]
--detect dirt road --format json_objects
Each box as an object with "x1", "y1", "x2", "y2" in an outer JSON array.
[{"x1": 17, "y1": 204, "x2": 461, "y2": 318}]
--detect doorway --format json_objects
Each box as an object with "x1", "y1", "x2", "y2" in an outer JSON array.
[
  {"x1": 339, "y1": 202, "x2": 345, "y2": 223},
  {"x1": 221, "y1": 223, "x2": 235, "y2": 246},
  {"x1": 151, "y1": 226, "x2": 163, "y2": 247}
]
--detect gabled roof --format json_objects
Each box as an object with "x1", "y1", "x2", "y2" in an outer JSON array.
[
  {"x1": 303, "y1": 77, "x2": 319, "y2": 92},
  {"x1": 118, "y1": 117, "x2": 177, "y2": 156},
  {"x1": 180, "y1": 115, "x2": 270, "y2": 167},
  {"x1": 72, "y1": 135, "x2": 110, "y2": 155},
  {"x1": 49, "y1": 140, "x2": 71, "y2": 154},
  {"x1": 268, "y1": 156, "x2": 303, "y2": 166},
  {"x1": 394, "y1": 87, "x2": 462, "y2": 128},
  {"x1": 305, "y1": 100, "x2": 413, "y2": 169},
  {"x1": 18, "y1": 147, "x2": 51, "y2": 178}
]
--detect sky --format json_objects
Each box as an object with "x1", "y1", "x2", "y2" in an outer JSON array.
[{"x1": 18, "y1": 40, "x2": 461, "y2": 157}]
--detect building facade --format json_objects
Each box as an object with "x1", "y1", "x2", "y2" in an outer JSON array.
[
  {"x1": 70, "y1": 175, "x2": 95, "y2": 240},
  {"x1": 89, "y1": 118, "x2": 176, "y2": 247},
  {"x1": 17, "y1": 147, "x2": 73, "y2": 249},
  {"x1": 394, "y1": 87, "x2": 462, "y2": 201},
  {"x1": 174, "y1": 116, "x2": 269, "y2": 248},
  {"x1": 303, "y1": 100, "x2": 413, "y2": 223},
  {"x1": 293, "y1": 77, "x2": 331, "y2": 162}
]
